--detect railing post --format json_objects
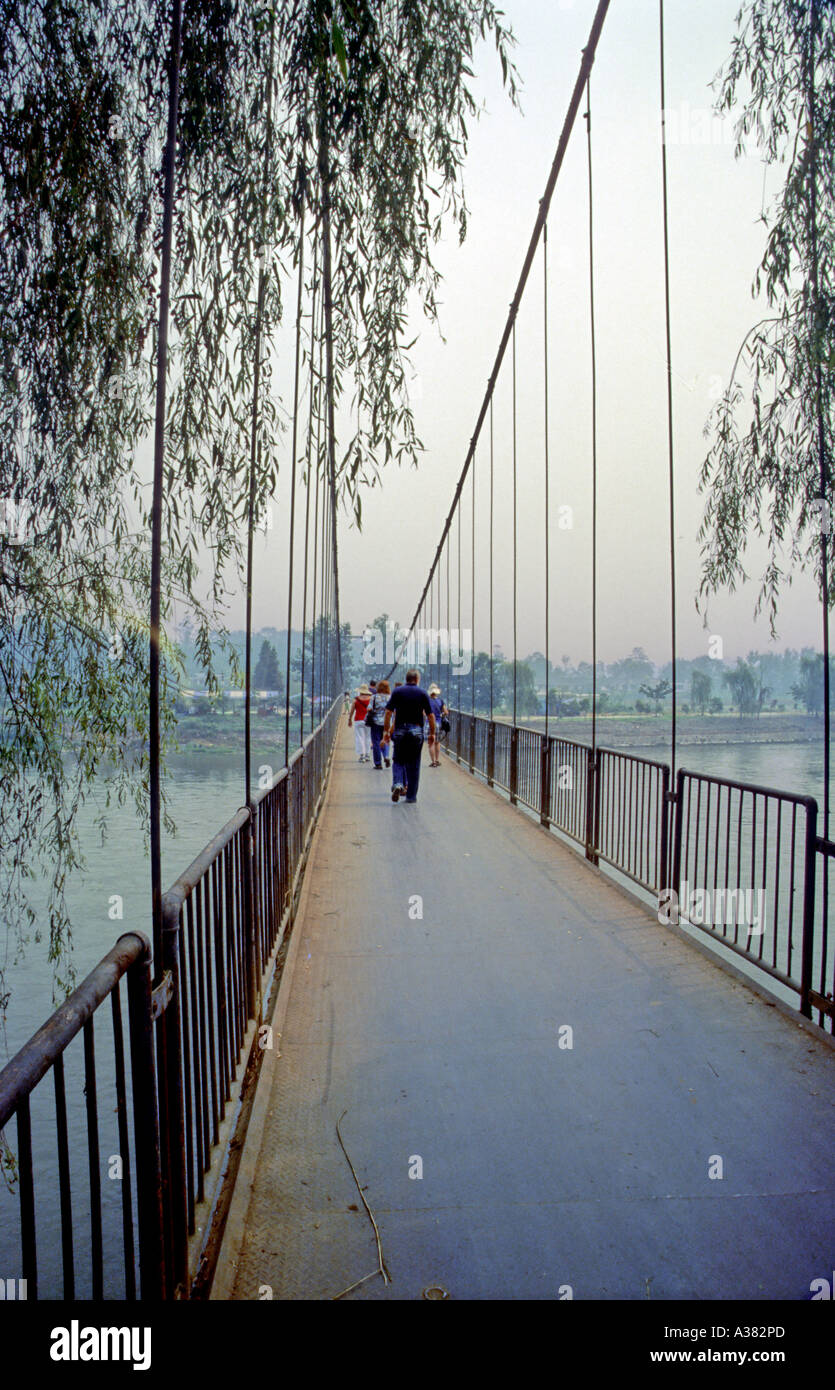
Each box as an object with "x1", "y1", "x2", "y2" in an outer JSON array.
[
  {"x1": 800, "y1": 798, "x2": 818, "y2": 1020},
  {"x1": 279, "y1": 775, "x2": 290, "y2": 919},
  {"x1": 509, "y1": 726, "x2": 518, "y2": 805},
  {"x1": 242, "y1": 814, "x2": 257, "y2": 1023},
  {"x1": 487, "y1": 721, "x2": 495, "y2": 787},
  {"x1": 255, "y1": 809, "x2": 264, "y2": 1007},
  {"x1": 585, "y1": 748, "x2": 598, "y2": 863},
  {"x1": 126, "y1": 937, "x2": 165, "y2": 1301},
  {"x1": 160, "y1": 902, "x2": 189, "y2": 1297},
  {"x1": 659, "y1": 763, "x2": 671, "y2": 896},
  {"x1": 296, "y1": 742, "x2": 305, "y2": 901},
  {"x1": 671, "y1": 766, "x2": 685, "y2": 909},
  {"x1": 540, "y1": 735, "x2": 551, "y2": 826},
  {"x1": 469, "y1": 714, "x2": 476, "y2": 774}
]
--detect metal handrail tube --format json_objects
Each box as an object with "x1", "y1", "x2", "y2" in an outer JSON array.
[
  {"x1": 0, "y1": 932, "x2": 149, "y2": 1130},
  {"x1": 162, "y1": 808, "x2": 251, "y2": 924},
  {"x1": 677, "y1": 767, "x2": 816, "y2": 808}
]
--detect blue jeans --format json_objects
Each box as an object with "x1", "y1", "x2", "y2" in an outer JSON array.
[
  {"x1": 392, "y1": 727, "x2": 424, "y2": 802},
  {"x1": 369, "y1": 722, "x2": 385, "y2": 768}
]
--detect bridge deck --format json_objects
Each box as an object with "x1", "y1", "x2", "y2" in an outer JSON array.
[{"x1": 216, "y1": 737, "x2": 835, "y2": 1301}]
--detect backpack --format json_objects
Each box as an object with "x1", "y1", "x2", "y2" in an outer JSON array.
[{"x1": 366, "y1": 692, "x2": 386, "y2": 726}]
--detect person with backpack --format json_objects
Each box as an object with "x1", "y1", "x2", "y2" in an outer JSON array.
[
  {"x1": 347, "y1": 685, "x2": 372, "y2": 761},
  {"x1": 381, "y1": 669, "x2": 435, "y2": 803},
  {"x1": 367, "y1": 679, "x2": 391, "y2": 770}
]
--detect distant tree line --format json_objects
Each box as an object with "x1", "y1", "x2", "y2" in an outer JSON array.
[
  {"x1": 356, "y1": 634, "x2": 833, "y2": 719},
  {"x1": 184, "y1": 623, "x2": 833, "y2": 722}
]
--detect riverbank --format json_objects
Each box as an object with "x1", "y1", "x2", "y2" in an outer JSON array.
[
  {"x1": 493, "y1": 711, "x2": 824, "y2": 751},
  {"x1": 167, "y1": 710, "x2": 825, "y2": 756},
  {"x1": 172, "y1": 712, "x2": 308, "y2": 754}
]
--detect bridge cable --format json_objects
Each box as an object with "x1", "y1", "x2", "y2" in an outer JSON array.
[
  {"x1": 472, "y1": 437, "x2": 476, "y2": 715},
  {"x1": 284, "y1": 199, "x2": 306, "y2": 766},
  {"x1": 299, "y1": 227, "x2": 321, "y2": 744},
  {"x1": 808, "y1": 0, "x2": 830, "y2": 861},
  {"x1": 435, "y1": 563, "x2": 440, "y2": 688},
  {"x1": 444, "y1": 507, "x2": 451, "y2": 690},
  {"x1": 457, "y1": 484, "x2": 462, "y2": 699},
  {"x1": 659, "y1": 0, "x2": 678, "y2": 788},
  {"x1": 585, "y1": 75, "x2": 598, "y2": 762},
  {"x1": 310, "y1": 307, "x2": 322, "y2": 727},
  {"x1": 512, "y1": 320, "x2": 518, "y2": 725},
  {"x1": 320, "y1": 131, "x2": 344, "y2": 692},
  {"x1": 244, "y1": 9, "x2": 276, "y2": 809},
  {"x1": 490, "y1": 394, "x2": 494, "y2": 718},
  {"x1": 543, "y1": 222, "x2": 551, "y2": 737},
  {"x1": 148, "y1": 0, "x2": 183, "y2": 971}
]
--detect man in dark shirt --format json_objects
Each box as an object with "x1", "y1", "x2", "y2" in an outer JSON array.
[{"x1": 382, "y1": 669, "x2": 435, "y2": 804}]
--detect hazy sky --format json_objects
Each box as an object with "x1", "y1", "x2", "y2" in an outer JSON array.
[{"x1": 247, "y1": 0, "x2": 825, "y2": 669}]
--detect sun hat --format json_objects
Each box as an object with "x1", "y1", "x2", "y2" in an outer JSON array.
[
  {"x1": 428, "y1": 684, "x2": 441, "y2": 695},
  {"x1": 359, "y1": 684, "x2": 371, "y2": 696}
]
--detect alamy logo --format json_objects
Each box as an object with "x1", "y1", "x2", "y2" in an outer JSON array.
[
  {"x1": 50, "y1": 1321, "x2": 151, "y2": 1371},
  {"x1": 363, "y1": 622, "x2": 472, "y2": 676},
  {"x1": 658, "y1": 881, "x2": 766, "y2": 936}
]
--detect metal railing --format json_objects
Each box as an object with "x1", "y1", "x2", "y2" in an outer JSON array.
[
  {"x1": 447, "y1": 709, "x2": 834, "y2": 1033},
  {"x1": 671, "y1": 768, "x2": 819, "y2": 1021},
  {"x1": 0, "y1": 696, "x2": 341, "y2": 1300},
  {"x1": 597, "y1": 748, "x2": 669, "y2": 894},
  {"x1": 0, "y1": 933, "x2": 163, "y2": 1300}
]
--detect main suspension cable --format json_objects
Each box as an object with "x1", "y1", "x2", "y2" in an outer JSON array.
[{"x1": 382, "y1": 0, "x2": 612, "y2": 685}]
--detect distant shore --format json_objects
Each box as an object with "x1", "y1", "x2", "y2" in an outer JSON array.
[
  {"x1": 172, "y1": 711, "x2": 314, "y2": 756},
  {"x1": 167, "y1": 709, "x2": 825, "y2": 756},
  {"x1": 507, "y1": 711, "x2": 824, "y2": 751}
]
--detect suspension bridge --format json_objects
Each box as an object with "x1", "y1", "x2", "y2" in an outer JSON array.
[{"x1": 1, "y1": 0, "x2": 833, "y2": 1305}]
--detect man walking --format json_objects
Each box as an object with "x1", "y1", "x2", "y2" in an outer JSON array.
[{"x1": 382, "y1": 669, "x2": 435, "y2": 804}]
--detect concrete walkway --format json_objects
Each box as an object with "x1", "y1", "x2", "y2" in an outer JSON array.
[{"x1": 215, "y1": 735, "x2": 835, "y2": 1301}]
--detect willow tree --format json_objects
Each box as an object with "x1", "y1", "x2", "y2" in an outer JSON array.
[
  {"x1": 0, "y1": 0, "x2": 292, "y2": 1007},
  {"x1": 698, "y1": 0, "x2": 833, "y2": 834},
  {"x1": 0, "y1": 0, "x2": 517, "y2": 1005},
  {"x1": 699, "y1": 0, "x2": 833, "y2": 630},
  {"x1": 277, "y1": 0, "x2": 518, "y2": 524}
]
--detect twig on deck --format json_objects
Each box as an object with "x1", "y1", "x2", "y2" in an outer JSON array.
[{"x1": 331, "y1": 1108, "x2": 391, "y2": 1299}]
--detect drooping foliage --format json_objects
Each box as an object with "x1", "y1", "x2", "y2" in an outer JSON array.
[
  {"x1": 699, "y1": 0, "x2": 834, "y2": 633},
  {"x1": 0, "y1": 0, "x2": 517, "y2": 1001}
]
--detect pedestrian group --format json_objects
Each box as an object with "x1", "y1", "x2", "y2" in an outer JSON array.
[{"x1": 347, "y1": 670, "x2": 449, "y2": 804}]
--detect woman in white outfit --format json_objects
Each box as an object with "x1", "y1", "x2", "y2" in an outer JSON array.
[{"x1": 347, "y1": 685, "x2": 372, "y2": 760}]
